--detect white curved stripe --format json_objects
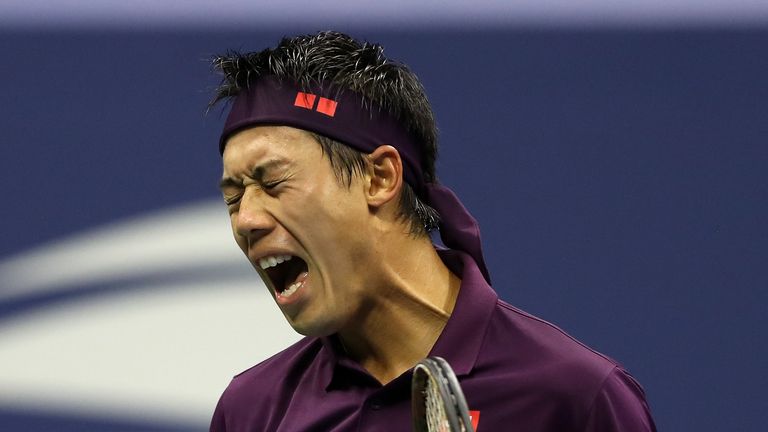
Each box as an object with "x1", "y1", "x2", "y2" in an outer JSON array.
[
  {"x1": 0, "y1": 199, "x2": 245, "y2": 301},
  {"x1": 0, "y1": 279, "x2": 301, "y2": 426},
  {"x1": 1, "y1": 0, "x2": 767, "y2": 27}
]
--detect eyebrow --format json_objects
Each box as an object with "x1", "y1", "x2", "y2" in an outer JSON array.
[{"x1": 218, "y1": 159, "x2": 291, "y2": 190}]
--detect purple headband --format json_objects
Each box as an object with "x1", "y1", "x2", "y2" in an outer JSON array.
[{"x1": 220, "y1": 76, "x2": 491, "y2": 283}]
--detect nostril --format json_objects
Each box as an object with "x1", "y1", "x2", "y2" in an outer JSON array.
[{"x1": 235, "y1": 207, "x2": 275, "y2": 239}]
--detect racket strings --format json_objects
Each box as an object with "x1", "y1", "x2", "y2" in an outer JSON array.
[
  {"x1": 424, "y1": 375, "x2": 466, "y2": 432},
  {"x1": 424, "y1": 376, "x2": 453, "y2": 432},
  {"x1": 413, "y1": 357, "x2": 471, "y2": 432}
]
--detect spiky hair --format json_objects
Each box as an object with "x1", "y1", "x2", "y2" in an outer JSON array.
[{"x1": 210, "y1": 31, "x2": 438, "y2": 183}]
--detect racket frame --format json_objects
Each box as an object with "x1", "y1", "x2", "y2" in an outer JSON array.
[{"x1": 411, "y1": 356, "x2": 474, "y2": 432}]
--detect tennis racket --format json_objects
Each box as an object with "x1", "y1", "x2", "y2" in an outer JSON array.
[{"x1": 411, "y1": 356, "x2": 474, "y2": 432}]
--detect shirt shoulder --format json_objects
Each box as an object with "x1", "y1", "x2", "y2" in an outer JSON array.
[
  {"x1": 582, "y1": 366, "x2": 657, "y2": 431},
  {"x1": 230, "y1": 336, "x2": 322, "y2": 385},
  {"x1": 466, "y1": 300, "x2": 654, "y2": 430},
  {"x1": 210, "y1": 337, "x2": 324, "y2": 432},
  {"x1": 490, "y1": 300, "x2": 620, "y2": 375}
]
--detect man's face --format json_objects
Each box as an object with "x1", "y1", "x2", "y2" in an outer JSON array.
[{"x1": 220, "y1": 126, "x2": 376, "y2": 336}]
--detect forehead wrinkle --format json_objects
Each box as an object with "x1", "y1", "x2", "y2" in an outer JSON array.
[{"x1": 249, "y1": 158, "x2": 292, "y2": 179}]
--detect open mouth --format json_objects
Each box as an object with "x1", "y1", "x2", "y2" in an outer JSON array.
[{"x1": 258, "y1": 255, "x2": 309, "y2": 298}]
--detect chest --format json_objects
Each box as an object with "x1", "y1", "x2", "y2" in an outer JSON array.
[
  {"x1": 265, "y1": 378, "x2": 411, "y2": 432},
  {"x1": 249, "y1": 373, "x2": 579, "y2": 432}
]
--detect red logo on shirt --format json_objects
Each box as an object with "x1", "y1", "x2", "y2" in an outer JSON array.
[
  {"x1": 293, "y1": 91, "x2": 338, "y2": 117},
  {"x1": 469, "y1": 410, "x2": 480, "y2": 430}
]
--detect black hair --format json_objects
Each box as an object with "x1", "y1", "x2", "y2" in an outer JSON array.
[{"x1": 210, "y1": 31, "x2": 440, "y2": 234}]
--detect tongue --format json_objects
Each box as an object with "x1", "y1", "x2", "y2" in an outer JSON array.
[{"x1": 281, "y1": 258, "x2": 308, "y2": 292}]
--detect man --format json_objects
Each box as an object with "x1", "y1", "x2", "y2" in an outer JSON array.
[{"x1": 209, "y1": 31, "x2": 656, "y2": 431}]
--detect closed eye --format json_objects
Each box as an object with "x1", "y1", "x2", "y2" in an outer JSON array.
[
  {"x1": 223, "y1": 179, "x2": 284, "y2": 206},
  {"x1": 224, "y1": 194, "x2": 242, "y2": 206},
  {"x1": 262, "y1": 180, "x2": 283, "y2": 190},
  {"x1": 262, "y1": 173, "x2": 293, "y2": 191}
]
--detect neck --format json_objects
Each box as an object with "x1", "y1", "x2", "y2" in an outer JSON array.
[{"x1": 337, "y1": 232, "x2": 461, "y2": 384}]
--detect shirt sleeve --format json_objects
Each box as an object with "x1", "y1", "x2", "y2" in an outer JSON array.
[
  {"x1": 582, "y1": 367, "x2": 657, "y2": 432},
  {"x1": 209, "y1": 392, "x2": 228, "y2": 432}
]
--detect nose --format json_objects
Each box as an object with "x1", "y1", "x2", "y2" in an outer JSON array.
[{"x1": 234, "y1": 187, "x2": 275, "y2": 243}]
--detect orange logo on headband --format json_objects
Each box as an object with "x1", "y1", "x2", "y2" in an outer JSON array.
[{"x1": 294, "y1": 91, "x2": 337, "y2": 117}]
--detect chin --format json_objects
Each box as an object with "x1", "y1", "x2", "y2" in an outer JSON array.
[{"x1": 287, "y1": 316, "x2": 339, "y2": 338}]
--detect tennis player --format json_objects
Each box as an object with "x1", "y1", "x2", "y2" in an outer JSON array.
[{"x1": 209, "y1": 31, "x2": 656, "y2": 431}]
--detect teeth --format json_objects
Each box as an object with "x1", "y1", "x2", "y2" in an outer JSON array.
[
  {"x1": 259, "y1": 254, "x2": 293, "y2": 270},
  {"x1": 282, "y1": 280, "x2": 301, "y2": 298}
]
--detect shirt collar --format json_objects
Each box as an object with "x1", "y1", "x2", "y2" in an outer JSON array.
[
  {"x1": 427, "y1": 249, "x2": 497, "y2": 376},
  {"x1": 318, "y1": 249, "x2": 498, "y2": 389}
]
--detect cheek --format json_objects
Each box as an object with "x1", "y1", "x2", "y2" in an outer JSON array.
[
  {"x1": 301, "y1": 187, "x2": 368, "y2": 234},
  {"x1": 306, "y1": 195, "x2": 372, "y2": 262}
]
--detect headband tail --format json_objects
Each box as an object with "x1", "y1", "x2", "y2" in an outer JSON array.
[{"x1": 425, "y1": 183, "x2": 492, "y2": 284}]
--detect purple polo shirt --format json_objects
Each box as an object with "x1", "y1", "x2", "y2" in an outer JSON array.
[{"x1": 210, "y1": 250, "x2": 656, "y2": 431}]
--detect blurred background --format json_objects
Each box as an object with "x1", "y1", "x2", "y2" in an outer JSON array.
[{"x1": 1, "y1": 1, "x2": 767, "y2": 431}]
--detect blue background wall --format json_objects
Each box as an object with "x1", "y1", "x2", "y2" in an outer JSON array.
[{"x1": 1, "y1": 27, "x2": 767, "y2": 431}]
